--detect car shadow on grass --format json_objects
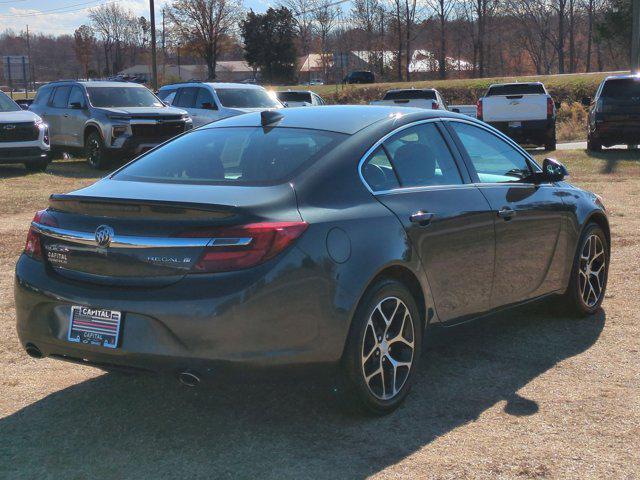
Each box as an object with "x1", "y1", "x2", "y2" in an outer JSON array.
[
  {"x1": 0, "y1": 303, "x2": 605, "y2": 480},
  {"x1": 0, "y1": 159, "x2": 105, "y2": 180}
]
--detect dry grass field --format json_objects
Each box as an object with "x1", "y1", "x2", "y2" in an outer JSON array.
[{"x1": 0, "y1": 150, "x2": 639, "y2": 479}]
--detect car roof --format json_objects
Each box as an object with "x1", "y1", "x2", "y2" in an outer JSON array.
[
  {"x1": 386, "y1": 88, "x2": 437, "y2": 92},
  {"x1": 603, "y1": 74, "x2": 640, "y2": 81},
  {"x1": 203, "y1": 105, "x2": 458, "y2": 135},
  {"x1": 276, "y1": 90, "x2": 313, "y2": 94},
  {"x1": 44, "y1": 80, "x2": 147, "y2": 88},
  {"x1": 488, "y1": 81, "x2": 544, "y2": 87},
  {"x1": 159, "y1": 82, "x2": 265, "y2": 90}
]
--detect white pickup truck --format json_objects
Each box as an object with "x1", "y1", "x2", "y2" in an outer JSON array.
[
  {"x1": 370, "y1": 88, "x2": 447, "y2": 110},
  {"x1": 477, "y1": 82, "x2": 557, "y2": 150}
]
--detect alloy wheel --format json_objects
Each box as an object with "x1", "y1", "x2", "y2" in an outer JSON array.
[
  {"x1": 578, "y1": 234, "x2": 606, "y2": 308},
  {"x1": 87, "y1": 138, "x2": 102, "y2": 166},
  {"x1": 361, "y1": 296, "x2": 415, "y2": 400}
]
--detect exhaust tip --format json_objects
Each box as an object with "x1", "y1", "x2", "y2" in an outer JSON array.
[
  {"x1": 25, "y1": 343, "x2": 43, "y2": 359},
  {"x1": 178, "y1": 371, "x2": 201, "y2": 387}
]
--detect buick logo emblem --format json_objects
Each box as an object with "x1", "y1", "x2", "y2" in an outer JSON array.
[{"x1": 94, "y1": 225, "x2": 114, "y2": 247}]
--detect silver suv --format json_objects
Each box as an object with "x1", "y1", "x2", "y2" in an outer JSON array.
[{"x1": 30, "y1": 81, "x2": 192, "y2": 169}]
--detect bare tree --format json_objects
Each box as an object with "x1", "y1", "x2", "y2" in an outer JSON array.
[
  {"x1": 551, "y1": 0, "x2": 568, "y2": 73},
  {"x1": 426, "y1": 0, "x2": 456, "y2": 79},
  {"x1": 351, "y1": 0, "x2": 386, "y2": 76},
  {"x1": 167, "y1": 0, "x2": 243, "y2": 80},
  {"x1": 312, "y1": 0, "x2": 341, "y2": 81},
  {"x1": 403, "y1": 0, "x2": 418, "y2": 81},
  {"x1": 74, "y1": 25, "x2": 94, "y2": 79},
  {"x1": 280, "y1": 0, "x2": 316, "y2": 82},
  {"x1": 508, "y1": 0, "x2": 556, "y2": 74},
  {"x1": 89, "y1": 4, "x2": 135, "y2": 74}
]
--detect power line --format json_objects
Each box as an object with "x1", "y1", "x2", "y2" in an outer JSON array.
[{"x1": 0, "y1": 0, "x2": 122, "y2": 19}]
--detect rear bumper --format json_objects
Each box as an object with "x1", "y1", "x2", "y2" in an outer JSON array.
[
  {"x1": 487, "y1": 119, "x2": 555, "y2": 145},
  {"x1": 14, "y1": 249, "x2": 346, "y2": 375},
  {"x1": 0, "y1": 146, "x2": 49, "y2": 165},
  {"x1": 591, "y1": 120, "x2": 640, "y2": 145}
]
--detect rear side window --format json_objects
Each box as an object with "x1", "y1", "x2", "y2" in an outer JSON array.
[
  {"x1": 361, "y1": 123, "x2": 462, "y2": 191},
  {"x1": 277, "y1": 91, "x2": 312, "y2": 103},
  {"x1": 113, "y1": 127, "x2": 345, "y2": 185},
  {"x1": 383, "y1": 90, "x2": 436, "y2": 100},
  {"x1": 486, "y1": 84, "x2": 545, "y2": 96},
  {"x1": 216, "y1": 88, "x2": 281, "y2": 108},
  {"x1": 601, "y1": 79, "x2": 640, "y2": 98},
  {"x1": 50, "y1": 86, "x2": 71, "y2": 108}
]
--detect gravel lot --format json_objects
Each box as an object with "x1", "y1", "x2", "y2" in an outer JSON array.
[{"x1": 0, "y1": 151, "x2": 638, "y2": 479}]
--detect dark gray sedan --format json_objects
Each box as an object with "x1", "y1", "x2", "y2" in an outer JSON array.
[{"x1": 15, "y1": 106, "x2": 609, "y2": 414}]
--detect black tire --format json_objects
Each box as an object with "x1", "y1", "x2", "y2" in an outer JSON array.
[
  {"x1": 24, "y1": 158, "x2": 50, "y2": 173},
  {"x1": 563, "y1": 223, "x2": 609, "y2": 317},
  {"x1": 339, "y1": 278, "x2": 422, "y2": 415},
  {"x1": 544, "y1": 137, "x2": 557, "y2": 151},
  {"x1": 85, "y1": 130, "x2": 110, "y2": 170},
  {"x1": 587, "y1": 134, "x2": 602, "y2": 152}
]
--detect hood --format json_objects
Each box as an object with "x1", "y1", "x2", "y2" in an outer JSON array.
[
  {"x1": 0, "y1": 110, "x2": 42, "y2": 123},
  {"x1": 97, "y1": 106, "x2": 188, "y2": 117}
]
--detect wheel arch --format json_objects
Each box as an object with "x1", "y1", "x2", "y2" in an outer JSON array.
[
  {"x1": 83, "y1": 123, "x2": 103, "y2": 144},
  {"x1": 584, "y1": 210, "x2": 610, "y2": 251}
]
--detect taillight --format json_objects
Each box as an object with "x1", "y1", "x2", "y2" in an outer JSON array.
[
  {"x1": 476, "y1": 99, "x2": 483, "y2": 121},
  {"x1": 182, "y1": 221, "x2": 308, "y2": 273},
  {"x1": 547, "y1": 97, "x2": 554, "y2": 119},
  {"x1": 432, "y1": 102, "x2": 439, "y2": 110},
  {"x1": 24, "y1": 209, "x2": 57, "y2": 260}
]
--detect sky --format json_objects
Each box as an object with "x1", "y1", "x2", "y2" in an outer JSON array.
[{"x1": 0, "y1": 0, "x2": 271, "y2": 36}]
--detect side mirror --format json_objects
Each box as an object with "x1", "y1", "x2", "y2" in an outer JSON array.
[
  {"x1": 451, "y1": 107, "x2": 460, "y2": 113},
  {"x1": 201, "y1": 102, "x2": 217, "y2": 110},
  {"x1": 541, "y1": 157, "x2": 568, "y2": 182},
  {"x1": 69, "y1": 102, "x2": 84, "y2": 109},
  {"x1": 581, "y1": 96, "x2": 591, "y2": 107}
]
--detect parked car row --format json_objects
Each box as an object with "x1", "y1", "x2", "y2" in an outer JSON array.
[{"x1": 2, "y1": 74, "x2": 639, "y2": 173}]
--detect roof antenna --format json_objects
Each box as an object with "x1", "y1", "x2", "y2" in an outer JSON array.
[{"x1": 261, "y1": 110, "x2": 284, "y2": 126}]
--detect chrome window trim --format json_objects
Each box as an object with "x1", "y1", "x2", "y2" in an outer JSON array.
[
  {"x1": 358, "y1": 118, "x2": 461, "y2": 195},
  {"x1": 32, "y1": 222, "x2": 251, "y2": 249}
]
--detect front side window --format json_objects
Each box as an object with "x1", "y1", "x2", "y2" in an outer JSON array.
[
  {"x1": 216, "y1": 88, "x2": 281, "y2": 108},
  {"x1": 174, "y1": 87, "x2": 197, "y2": 108},
  {"x1": 195, "y1": 88, "x2": 216, "y2": 109},
  {"x1": 113, "y1": 127, "x2": 345, "y2": 185},
  {"x1": 67, "y1": 87, "x2": 85, "y2": 108},
  {"x1": 449, "y1": 122, "x2": 532, "y2": 183},
  {"x1": 601, "y1": 78, "x2": 640, "y2": 99},
  {"x1": 277, "y1": 91, "x2": 312, "y2": 103},
  {"x1": 86, "y1": 86, "x2": 162, "y2": 108},
  {"x1": 50, "y1": 86, "x2": 71, "y2": 108}
]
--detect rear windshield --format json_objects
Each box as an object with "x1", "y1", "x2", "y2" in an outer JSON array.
[
  {"x1": 277, "y1": 91, "x2": 312, "y2": 103},
  {"x1": 383, "y1": 90, "x2": 436, "y2": 100},
  {"x1": 113, "y1": 127, "x2": 346, "y2": 185},
  {"x1": 601, "y1": 78, "x2": 640, "y2": 98},
  {"x1": 0, "y1": 92, "x2": 21, "y2": 112},
  {"x1": 216, "y1": 88, "x2": 281, "y2": 109},
  {"x1": 486, "y1": 84, "x2": 545, "y2": 96},
  {"x1": 87, "y1": 86, "x2": 162, "y2": 108}
]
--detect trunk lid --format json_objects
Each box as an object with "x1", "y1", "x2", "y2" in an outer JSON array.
[{"x1": 38, "y1": 180, "x2": 300, "y2": 287}]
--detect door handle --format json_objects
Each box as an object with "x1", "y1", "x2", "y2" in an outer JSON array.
[
  {"x1": 63, "y1": 114, "x2": 69, "y2": 118},
  {"x1": 497, "y1": 207, "x2": 516, "y2": 220},
  {"x1": 410, "y1": 211, "x2": 435, "y2": 226}
]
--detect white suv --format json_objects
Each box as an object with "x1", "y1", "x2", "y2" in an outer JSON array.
[
  {"x1": 157, "y1": 82, "x2": 283, "y2": 128},
  {"x1": 0, "y1": 91, "x2": 50, "y2": 172}
]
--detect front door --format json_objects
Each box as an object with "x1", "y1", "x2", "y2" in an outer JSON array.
[
  {"x1": 361, "y1": 121, "x2": 496, "y2": 322},
  {"x1": 446, "y1": 120, "x2": 568, "y2": 306}
]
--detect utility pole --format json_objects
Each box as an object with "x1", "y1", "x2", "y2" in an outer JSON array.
[
  {"x1": 633, "y1": 0, "x2": 640, "y2": 72},
  {"x1": 162, "y1": 8, "x2": 166, "y2": 79},
  {"x1": 150, "y1": 0, "x2": 158, "y2": 90},
  {"x1": 26, "y1": 25, "x2": 34, "y2": 90}
]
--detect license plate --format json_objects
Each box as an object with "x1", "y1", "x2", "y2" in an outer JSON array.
[
  {"x1": 508, "y1": 121, "x2": 522, "y2": 128},
  {"x1": 68, "y1": 306, "x2": 122, "y2": 349}
]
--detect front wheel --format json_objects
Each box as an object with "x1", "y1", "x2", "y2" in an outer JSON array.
[
  {"x1": 340, "y1": 279, "x2": 422, "y2": 415},
  {"x1": 85, "y1": 131, "x2": 110, "y2": 170},
  {"x1": 24, "y1": 157, "x2": 50, "y2": 173},
  {"x1": 563, "y1": 223, "x2": 609, "y2": 316}
]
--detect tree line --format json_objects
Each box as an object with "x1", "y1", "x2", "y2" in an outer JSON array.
[{"x1": 0, "y1": 0, "x2": 632, "y2": 86}]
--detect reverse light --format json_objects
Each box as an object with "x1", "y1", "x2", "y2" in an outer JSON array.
[
  {"x1": 181, "y1": 222, "x2": 308, "y2": 273},
  {"x1": 476, "y1": 99, "x2": 483, "y2": 121}
]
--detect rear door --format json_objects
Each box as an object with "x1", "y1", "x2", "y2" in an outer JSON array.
[
  {"x1": 361, "y1": 120, "x2": 496, "y2": 321},
  {"x1": 446, "y1": 120, "x2": 568, "y2": 306},
  {"x1": 65, "y1": 86, "x2": 89, "y2": 147},
  {"x1": 47, "y1": 85, "x2": 71, "y2": 146}
]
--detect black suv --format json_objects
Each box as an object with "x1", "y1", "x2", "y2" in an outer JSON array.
[
  {"x1": 585, "y1": 75, "x2": 640, "y2": 151},
  {"x1": 344, "y1": 71, "x2": 375, "y2": 84}
]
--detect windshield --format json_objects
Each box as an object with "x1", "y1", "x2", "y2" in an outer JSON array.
[
  {"x1": 277, "y1": 91, "x2": 312, "y2": 103},
  {"x1": 216, "y1": 89, "x2": 281, "y2": 109},
  {"x1": 487, "y1": 84, "x2": 545, "y2": 96},
  {"x1": 601, "y1": 79, "x2": 640, "y2": 99},
  {"x1": 87, "y1": 86, "x2": 162, "y2": 108},
  {"x1": 113, "y1": 127, "x2": 346, "y2": 185},
  {"x1": 383, "y1": 90, "x2": 436, "y2": 100},
  {"x1": 0, "y1": 92, "x2": 21, "y2": 112}
]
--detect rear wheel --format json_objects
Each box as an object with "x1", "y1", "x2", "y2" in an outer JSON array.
[
  {"x1": 544, "y1": 131, "x2": 557, "y2": 151},
  {"x1": 563, "y1": 223, "x2": 609, "y2": 316},
  {"x1": 587, "y1": 134, "x2": 602, "y2": 152},
  {"x1": 340, "y1": 279, "x2": 422, "y2": 415},
  {"x1": 85, "y1": 131, "x2": 110, "y2": 170}
]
